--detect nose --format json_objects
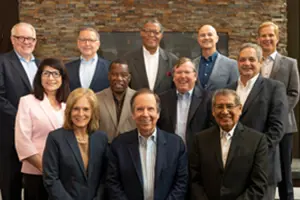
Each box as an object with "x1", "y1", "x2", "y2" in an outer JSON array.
[
  {"x1": 78, "y1": 109, "x2": 84, "y2": 116},
  {"x1": 141, "y1": 109, "x2": 149, "y2": 116}
]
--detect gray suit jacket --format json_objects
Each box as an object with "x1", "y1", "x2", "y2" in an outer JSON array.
[
  {"x1": 269, "y1": 53, "x2": 299, "y2": 133},
  {"x1": 96, "y1": 87, "x2": 136, "y2": 143},
  {"x1": 123, "y1": 47, "x2": 178, "y2": 94},
  {"x1": 193, "y1": 53, "x2": 239, "y2": 91}
]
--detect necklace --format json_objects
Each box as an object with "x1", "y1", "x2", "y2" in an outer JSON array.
[{"x1": 76, "y1": 136, "x2": 88, "y2": 144}]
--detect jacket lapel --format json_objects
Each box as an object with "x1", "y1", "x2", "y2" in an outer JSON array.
[
  {"x1": 206, "y1": 54, "x2": 222, "y2": 89},
  {"x1": 127, "y1": 131, "x2": 143, "y2": 186},
  {"x1": 64, "y1": 131, "x2": 87, "y2": 181},
  {"x1": 168, "y1": 90, "x2": 178, "y2": 131},
  {"x1": 187, "y1": 86, "x2": 203, "y2": 125},
  {"x1": 154, "y1": 129, "x2": 167, "y2": 191},
  {"x1": 87, "y1": 133, "x2": 96, "y2": 180},
  {"x1": 117, "y1": 88, "x2": 133, "y2": 131},
  {"x1": 89, "y1": 59, "x2": 105, "y2": 89},
  {"x1": 212, "y1": 127, "x2": 224, "y2": 171},
  {"x1": 154, "y1": 48, "x2": 169, "y2": 91},
  {"x1": 133, "y1": 49, "x2": 149, "y2": 88},
  {"x1": 103, "y1": 89, "x2": 118, "y2": 129},
  {"x1": 270, "y1": 53, "x2": 282, "y2": 79},
  {"x1": 73, "y1": 60, "x2": 82, "y2": 88}
]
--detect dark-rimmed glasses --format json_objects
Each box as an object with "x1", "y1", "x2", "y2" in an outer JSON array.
[
  {"x1": 13, "y1": 36, "x2": 36, "y2": 43},
  {"x1": 42, "y1": 70, "x2": 61, "y2": 78}
]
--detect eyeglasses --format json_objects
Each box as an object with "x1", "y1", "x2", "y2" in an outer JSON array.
[
  {"x1": 78, "y1": 38, "x2": 99, "y2": 43},
  {"x1": 142, "y1": 29, "x2": 161, "y2": 36},
  {"x1": 13, "y1": 36, "x2": 36, "y2": 43},
  {"x1": 214, "y1": 104, "x2": 239, "y2": 110},
  {"x1": 42, "y1": 70, "x2": 61, "y2": 78}
]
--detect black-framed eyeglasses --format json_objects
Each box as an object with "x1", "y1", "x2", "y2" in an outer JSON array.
[
  {"x1": 142, "y1": 29, "x2": 161, "y2": 36},
  {"x1": 77, "y1": 38, "x2": 99, "y2": 43},
  {"x1": 13, "y1": 36, "x2": 36, "y2": 43},
  {"x1": 214, "y1": 104, "x2": 239, "y2": 110},
  {"x1": 42, "y1": 70, "x2": 61, "y2": 78}
]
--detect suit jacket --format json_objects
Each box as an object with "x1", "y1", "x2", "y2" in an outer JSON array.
[
  {"x1": 123, "y1": 47, "x2": 178, "y2": 94},
  {"x1": 15, "y1": 94, "x2": 65, "y2": 175},
  {"x1": 0, "y1": 50, "x2": 40, "y2": 160},
  {"x1": 190, "y1": 123, "x2": 268, "y2": 200},
  {"x1": 227, "y1": 76, "x2": 288, "y2": 184},
  {"x1": 193, "y1": 53, "x2": 239, "y2": 91},
  {"x1": 96, "y1": 87, "x2": 136, "y2": 143},
  {"x1": 157, "y1": 86, "x2": 212, "y2": 151},
  {"x1": 107, "y1": 128, "x2": 188, "y2": 200},
  {"x1": 65, "y1": 57, "x2": 110, "y2": 93},
  {"x1": 43, "y1": 128, "x2": 108, "y2": 200},
  {"x1": 269, "y1": 53, "x2": 300, "y2": 133}
]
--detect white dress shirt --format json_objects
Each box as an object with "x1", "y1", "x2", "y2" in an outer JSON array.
[
  {"x1": 139, "y1": 129, "x2": 157, "y2": 200},
  {"x1": 220, "y1": 125, "x2": 237, "y2": 167},
  {"x1": 261, "y1": 51, "x2": 277, "y2": 78},
  {"x1": 143, "y1": 46, "x2": 159, "y2": 91},
  {"x1": 79, "y1": 54, "x2": 98, "y2": 88},
  {"x1": 236, "y1": 73, "x2": 259, "y2": 106},
  {"x1": 15, "y1": 51, "x2": 37, "y2": 88}
]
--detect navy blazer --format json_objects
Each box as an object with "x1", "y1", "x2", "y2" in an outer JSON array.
[
  {"x1": 43, "y1": 128, "x2": 108, "y2": 200},
  {"x1": 227, "y1": 76, "x2": 288, "y2": 184},
  {"x1": 65, "y1": 57, "x2": 110, "y2": 93},
  {"x1": 107, "y1": 128, "x2": 188, "y2": 200}
]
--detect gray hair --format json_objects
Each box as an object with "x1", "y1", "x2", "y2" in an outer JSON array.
[
  {"x1": 212, "y1": 89, "x2": 241, "y2": 107},
  {"x1": 143, "y1": 18, "x2": 164, "y2": 33},
  {"x1": 238, "y1": 43, "x2": 263, "y2": 62},
  {"x1": 130, "y1": 88, "x2": 161, "y2": 113},
  {"x1": 11, "y1": 22, "x2": 36, "y2": 38},
  {"x1": 78, "y1": 27, "x2": 100, "y2": 40}
]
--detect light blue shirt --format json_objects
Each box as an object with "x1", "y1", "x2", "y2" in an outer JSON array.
[
  {"x1": 138, "y1": 129, "x2": 157, "y2": 200},
  {"x1": 15, "y1": 51, "x2": 37, "y2": 88},
  {"x1": 176, "y1": 89, "x2": 193, "y2": 144},
  {"x1": 79, "y1": 54, "x2": 98, "y2": 88}
]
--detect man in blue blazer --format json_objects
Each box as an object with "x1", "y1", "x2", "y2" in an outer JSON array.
[
  {"x1": 193, "y1": 25, "x2": 239, "y2": 91},
  {"x1": 66, "y1": 27, "x2": 110, "y2": 93},
  {"x1": 0, "y1": 22, "x2": 40, "y2": 200},
  {"x1": 107, "y1": 88, "x2": 188, "y2": 200}
]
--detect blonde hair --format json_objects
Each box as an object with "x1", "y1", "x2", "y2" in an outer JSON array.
[
  {"x1": 63, "y1": 88, "x2": 100, "y2": 133},
  {"x1": 258, "y1": 21, "x2": 279, "y2": 38}
]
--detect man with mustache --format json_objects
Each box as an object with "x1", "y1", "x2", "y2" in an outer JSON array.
[
  {"x1": 96, "y1": 59, "x2": 136, "y2": 143},
  {"x1": 66, "y1": 27, "x2": 110, "y2": 93},
  {"x1": 257, "y1": 21, "x2": 299, "y2": 200},
  {"x1": 123, "y1": 19, "x2": 178, "y2": 94},
  {"x1": 193, "y1": 25, "x2": 239, "y2": 91},
  {"x1": 227, "y1": 43, "x2": 288, "y2": 200},
  {"x1": 190, "y1": 89, "x2": 268, "y2": 200}
]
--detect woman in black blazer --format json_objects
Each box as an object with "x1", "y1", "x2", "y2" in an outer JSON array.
[{"x1": 43, "y1": 88, "x2": 108, "y2": 200}]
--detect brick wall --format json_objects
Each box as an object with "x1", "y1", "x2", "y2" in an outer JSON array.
[{"x1": 20, "y1": 0, "x2": 287, "y2": 61}]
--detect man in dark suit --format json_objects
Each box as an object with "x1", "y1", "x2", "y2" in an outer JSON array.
[
  {"x1": 0, "y1": 22, "x2": 39, "y2": 200},
  {"x1": 107, "y1": 88, "x2": 188, "y2": 200},
  {"x1": 257, "y1": 21, "x2": 300, "y2": 200},
  {"x1": 193, "y1": 25, "x2": 239, "y2": 91},
  {"x1": 190, "y1": 89, "x2": 268, "y2": 200},
  {"x1": 227, "y1": 43, "x2": 288, "y2": 200},
  {"x1": 157, "y1": 57, "x2": 211, "y2": 150},
  {"x1": 123, "y1": 19, "x2": 178, "y2": 94},
  {"x1": 66, "y1": 27, "x2": 110, "y2": 92}
]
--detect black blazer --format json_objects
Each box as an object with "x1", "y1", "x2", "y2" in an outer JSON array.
[
  {"x1": 123, "y1": 47, "x2": 178, "y2": 94},
  {"x1": 106, "y1": 128, "x2": 188, "y2": 200},
  {"x1": 65, "y1": 57, "x2": 110, "y2": 93},
  {"x1": 0, "y1": 50, "x2": 39, "y2": 159},
  {"x1": 157, "y1": 86, "x2": 212, "y2": 151},
  {"x1": 227, "y1": 76, "x2": 288, "y2": 184},
  {"x1": 190, "y1": 123, "x2": 268, "y2": 200},
  {"x1": 43, "y1": 128, "x2": 108, "y2": 200}
]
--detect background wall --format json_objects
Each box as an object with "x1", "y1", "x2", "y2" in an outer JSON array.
[{"x1": 19, "y1": 0, "x2": 288, "y2": 61}]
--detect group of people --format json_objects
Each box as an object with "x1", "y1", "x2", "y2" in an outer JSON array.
[{"x1": 0, "y1": 18, "x2": 298, "y2": 200}]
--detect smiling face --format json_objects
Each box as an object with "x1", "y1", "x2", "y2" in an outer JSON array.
[
  {"x1": 212, "y1": 94, "x2": 242, "y2": 132},
  {"x1": 77, "y1": 30, "x2": 100, "y2": 60},
  {"x1": 257, "y1": 25, "x2": 279, "y2": 55},
  {"x1": 140, "y1": 22, "x2": 163, "y2": 53},
  {"x1": 108, "y1": 63, "x2": 131, "y2": 94},
  {"x1": 173, "y1": 61, "x2": 197, "y2": 94},
  {"x1": 41, "y1": 66, "x2": 62, "y2": 95},
  {"x1": 132, "y1": 93, "x2": 160, "y2": 138},
  {"x1": 197, "y1": 25, "x2": 219, "y2": 51},
  {"x1": 238, "y1": 47, "x2": 261, "y2": 81},
  {"x1": 71, "y1": 96, "x2": 92, "y2": 131}
]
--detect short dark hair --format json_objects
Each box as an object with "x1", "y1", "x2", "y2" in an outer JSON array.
[
  {"x1": 109, "y1": 58, "x2": 129, "y2": 72},
  {"x1": 33, "y1": 58, "x2": 70, "y2": 102},
  {"x1": 212, "y1": 89, "x2": 241, "y2": 108},
  {"x1": 130, "y1": 88, "x2": 161, "y2": 113},
  {"x1": 143, "y1": 18, "x2": 164, "y2": 33}
]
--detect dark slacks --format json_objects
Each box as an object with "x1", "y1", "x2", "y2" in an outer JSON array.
[
  {"x1": 23, "y1": 173, "x2": 48, "y2": 200},
  {"x1": 278, "y1": 133, "x2": 294, "y2": 200}
]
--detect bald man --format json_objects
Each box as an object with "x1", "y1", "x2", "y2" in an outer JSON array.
[{"x1": 193, "y1": 25, "x2": 239, "y2": 91}]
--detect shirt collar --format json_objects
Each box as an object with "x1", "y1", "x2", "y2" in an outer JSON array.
[
  {"x1": 14, "y1": 50, "x2": 35, "y2": 62},
  {"x1": 238, "y1": 73, "x2": 259, "y2": 88},
  {"x1": 220, "y1": 123, "x2": 237, "y2": 139},
  {"x1": 143, "y1": 46, "x2": 159, "y2": 57},
  {"x1": 269, "y1": 51, "x2": 277, "y2": 61},
  {"x1": 138, "y1": 128, "x2": 157, "y2": 144},
  {"x1": 80, "y1": 54, "x2": 98, "y2": 63},
  {"x1": 201, "y1": 51, "x2": 218, "y2": 62},
  {"x1": 176, "y1": 87, "x2": 194, "y2": 97}
]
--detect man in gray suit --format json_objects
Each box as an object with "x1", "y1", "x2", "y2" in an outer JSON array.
[
  {"x1": 123, "y1": 19, "x2": 178, "y2": 94},
  {"x1": 258, "y1": 21, "x2": 300, "y2": 200},
  {"x1": 193, "y1": 25, "x2": 239, "y2": 91},
  {"x1": 96, "y1": 59, "x2": 136, "y2": 143}
]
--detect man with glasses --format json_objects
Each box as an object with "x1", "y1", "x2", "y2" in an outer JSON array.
[
  {"x1": 227, "y1": 43, "x2": 288, "y2": 200},
  {"x1": 96, "y1": 59, "x2": 136, "y2": 143},
  {"x1": 0, "y1": 22, "x2": 39, "y2": 200},
  {"x1": 193, "y1": 25, "x2": 239, "y2": 91},
  {"x1": 123, "y1": 19, "x2": 178, "y2": 94},
  {"x1": 66, "y1": 27, "x2": 110, "y2": 92},
  {"x1": 190, "y1": 89, "x2": 268, "y2": 199}
]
